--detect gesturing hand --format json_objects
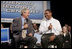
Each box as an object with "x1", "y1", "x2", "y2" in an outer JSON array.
[{"x1": 48, "y1": 23, "x2": 52, "y2": 30}]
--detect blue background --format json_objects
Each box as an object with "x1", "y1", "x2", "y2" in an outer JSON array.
[
  {"x1": 1, "y1": 1, "x2": 44, "y2": 19},
  {"x1": 1, "y1": 28, "x2": 9, "y2": 42}
]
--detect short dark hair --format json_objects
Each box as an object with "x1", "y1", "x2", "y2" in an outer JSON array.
[{"x1": 45, "y1": 9, "x2": 52, "y2": 13}]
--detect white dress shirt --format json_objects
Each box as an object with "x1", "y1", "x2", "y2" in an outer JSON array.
[{"x1": 39, "y1": 17, "x2": 62, "y2": 35}]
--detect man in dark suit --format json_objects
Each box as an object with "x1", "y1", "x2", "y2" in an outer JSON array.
[{"x1": 12, "y1": 8, "x2": 37, "y2": 48}]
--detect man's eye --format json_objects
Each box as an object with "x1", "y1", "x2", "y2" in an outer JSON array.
[{"x1": 45, "y1": 13, "x2": 48, "y2": 14}]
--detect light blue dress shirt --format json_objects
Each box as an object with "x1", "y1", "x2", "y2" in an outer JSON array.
[
  {"x1": 21, "y1": 16, "x2": 27, "y2": 34},
  {"x1": 21, "y1": 16, "x2": 25, "y2": 29}
]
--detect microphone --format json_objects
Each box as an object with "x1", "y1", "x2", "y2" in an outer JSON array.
[{"x1": 26, "y1": 18, "x2": 28, "y2": 22}]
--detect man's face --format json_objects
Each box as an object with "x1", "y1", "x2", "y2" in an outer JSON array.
[
  {"x1": 62, "y1": 27, "x2": 67, "y2": 33},
  {"x1": 68, "y1": 26, "x2": 71, "y2": 32},
  {"x1": 44, "y1": 11, "x2": 52, "y2": 20},
  {"x1": 22, "y1": 10, "x2": 30, "y2": 18}
]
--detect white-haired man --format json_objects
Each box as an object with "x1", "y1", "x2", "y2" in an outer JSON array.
[{"x1": 12, "y1": 8, "x2": 37, "y2": 48}]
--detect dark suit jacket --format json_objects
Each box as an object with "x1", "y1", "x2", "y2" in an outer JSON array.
[
  {"x1": 12, "y1": 17, "x2": 35, "y2": 37},
  {"x1": 60, "y1": 32, "x2": 71, "y2": 44}
]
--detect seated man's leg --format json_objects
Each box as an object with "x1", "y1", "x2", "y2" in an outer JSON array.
[
  {"x1": 41, "y1": 34, "x2": 49, "y2": 48},
  {"x1": 25, "y1": 36, "x2": 37, "y2": 48},
  {"x1": 54, "y1": 35, "x2": 63, "y2": 48},
  {"x1": 41, "y1": 33, "x2": 55, "y2": 48},
  {"x1": 13, "y1": 34, "x2": 20, "y2": 48}
]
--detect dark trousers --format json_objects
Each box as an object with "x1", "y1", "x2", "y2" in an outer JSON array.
[
  {"x1": 41, "y1": 33, "x2": 63, "y2": 48},
  {"x1": 13, "y1": 34, "x2": 20, "y2": 48},
  {"x1": 13, "y1": 34, "x2": 37, "y2": 48},
  {"x1": 20, "y1": 36, "x2": 37, "y2": 48}
]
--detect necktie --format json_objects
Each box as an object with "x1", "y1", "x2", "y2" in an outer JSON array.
[
  {"x1": 22, "y1": 19, "x2": 27, "y2": 38},
  {"x1": 22, "y1": 30, "x2": 26, "y2": 38}
]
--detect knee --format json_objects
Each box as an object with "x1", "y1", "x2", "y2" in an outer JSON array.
[
  {"x1": 33, "y1": 37, "x2": 37, "y2": 43},
  {"x1": 41, "y1": 35, "x2": 46, "y2": 41},
  {"x1": 30, "y1": 37, "x2": 37, "y2": 44}
]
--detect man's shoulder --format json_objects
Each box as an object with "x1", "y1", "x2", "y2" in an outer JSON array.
[
  {"x1": 13, "y1": 17, "x2": 21, "y2": 22},
  {"x1": 28, "y1": 18, "x2": 32, "y2": 22}
]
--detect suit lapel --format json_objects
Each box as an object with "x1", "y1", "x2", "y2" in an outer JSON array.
[{"x1": 19, "y1": 17, "x2": 22, "y2": 30}]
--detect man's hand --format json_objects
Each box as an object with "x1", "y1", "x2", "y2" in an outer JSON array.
[
  {"x1": 49, "y1": 35, "x2": 55, "y2": 41},
  {"x1": 24, "y1": 24, "x2": 28, "y2": 29},
  {"x1": 28, "y1": 33, "x2": 33, "y2": 37},
  {"x1": 48, "y1": 23, "x2": 52, "y2": 30}
]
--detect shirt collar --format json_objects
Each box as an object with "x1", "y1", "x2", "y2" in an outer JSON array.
[
  {"x1": 21, "y1": 16, "x2": 25, "y2": 20},
  {"x1": 46, "y1": 17, "x2": 53, "y2": 21},
  {"x1": 51, "y1": 17, "x2": 53, "y2": 20}
]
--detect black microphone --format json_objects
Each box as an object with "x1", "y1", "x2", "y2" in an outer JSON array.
[{"x1": 26, "y1": 18, "x2": 28, "y2": 22}]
